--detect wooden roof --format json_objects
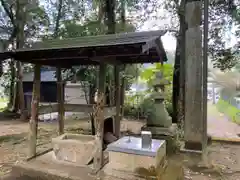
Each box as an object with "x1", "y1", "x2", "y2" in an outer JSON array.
[{"x1": 0, "y1": 30, "x2": 168, "y2": 67}]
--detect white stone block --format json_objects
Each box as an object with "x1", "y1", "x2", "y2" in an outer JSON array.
[{"x1": 106, "y1": 136, "x2": 166, "y2": 172}]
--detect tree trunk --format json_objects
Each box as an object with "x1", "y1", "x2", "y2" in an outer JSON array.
[
  {"x1": 120, "y1": 1, "x2": 126, "y2": 116},
  {"x1": 172, "y1": 0, "x2": 186, "y2": 124},
  {"x1": 53, "y1": 0, "x2": 63, "y2": 38},
  {"x1": 105, "y1": 0, "x2": 116, "y2": 34},
  {"x1": 172, "y1": 47, "x2": 180, "y2": 124},
  {"x1": 16, "y1": 0, "x2": 26, "y2": 121},
  {"x1": 8, "y1": 59, "x2": 16, "y2": 110},
  {"x1": 178, "y1": 1, "x2": 187, "y2": 123},
  {"x1": 120, "y1": 0, "x2": 126, "y2": 31}
]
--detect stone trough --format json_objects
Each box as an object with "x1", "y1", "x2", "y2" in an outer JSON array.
[{"x1": 52, "y1": 133, "x2": 97, "y2": 166}]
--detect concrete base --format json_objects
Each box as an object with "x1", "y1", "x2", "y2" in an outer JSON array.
[
  {"x1": 52, "y1": 133, "x2": 97, "y2": 166},
  {"x1": 8, "y1": 150, "x2": 183, "y2": 180},
  {"x1": 105, "y1": 136, "x2": 166, "y2": 174},
  {"x1": 141, "y1": 123, "x2": 177, "y2": 137},
  {"x1": 180, "y1": 143, "x2": 202, "y2": 155},
  {"x1": 103, "y1": 161, "x2": 167, "y2": 180}
]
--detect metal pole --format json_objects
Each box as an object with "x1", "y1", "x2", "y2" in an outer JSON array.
[{"x1": 202, "y1": 0, "x2": 209, "y2": 151}]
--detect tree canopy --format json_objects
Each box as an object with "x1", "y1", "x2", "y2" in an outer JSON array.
[{"x1": 0, "y1": 0, "x2": 239, "y2": 119}]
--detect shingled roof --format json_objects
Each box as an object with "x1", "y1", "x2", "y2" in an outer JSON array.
[{"x1": 0, "y1": 30, "x2": 167, "y2": 67}]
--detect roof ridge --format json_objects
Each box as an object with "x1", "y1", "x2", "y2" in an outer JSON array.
[{"x1": 32, "y1": 30, "x2": 166, "y2": 47}]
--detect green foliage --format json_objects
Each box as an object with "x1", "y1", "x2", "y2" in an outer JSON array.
[
  {"x1": 0, "y1": 0, "x2": 151, "y2": 98},
  {"x1": 162, "y1": 0, "x2": 240, "y2": 71},
  {"x1": 124, "y1": 91, "x2": 149, "y2": 117},
  {"x1": 140, "y1": 63, "x2": 173, "y2": 87},
  {"x1": 208, "y1": 0, "x2": 239, "y2": 71},
  {"x1": 124, "y1": 63, "x2": 174, "y2": 118},
  {"x1": 216, "y1": 99, "x2": 240, "y2": 125}
]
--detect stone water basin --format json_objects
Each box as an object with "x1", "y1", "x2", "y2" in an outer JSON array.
[{"x1": 52, "y1": 133, "x2": 96, "y2": 165}]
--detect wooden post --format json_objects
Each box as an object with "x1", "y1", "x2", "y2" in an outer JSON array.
[
  {"x1": 93, "y1": 63, "x2": 106, "y2": 171},
  {"x1": 28, "y1": 64, "x2": 41, "y2": 158},
  {"x1": 114, "y1": 66, "x2": 121, "y2": 138},
  {"x1": 57, "y1": 67, "x2": 64, "y2": 135},
  {"x1": 184, "y1": 0, "x2": 205, "y2": 151},
  {"x1": 120, "y1": 65, "x2": 126, "y2": 116}
]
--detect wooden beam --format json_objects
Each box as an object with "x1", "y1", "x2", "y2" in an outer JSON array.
[
  {"x1": 57, "y1": 67, "x2": 64, "y2": 135},
  {"x1": 38, "y1": 103, "x2": 116, "y2": 116},
  {"x1": 90, "y1": 57, "x2": 121, "y2": 65},
  {"x1": 28, "y1": 64, "x2": 41, "y2": 158},
  {"x1": 13, "y1": 44, "x2": 143, "y2": 61},
  {"x1": 14, "y1": 53, "x2": 165, "y2": 68},
  {"x1": 93, "y1": 63, "x2": 106, "y2": 171},
  {"x1": 114, "y1": 65, "x2": 121, "y2": 138}
]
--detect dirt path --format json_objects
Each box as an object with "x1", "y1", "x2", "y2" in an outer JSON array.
[
  {"x1": 0, "y1": 118, "x2": 145, "y2": 175},
  {"x1": 0, "y1": 120, "x2": 28, "y2": 137},
  {"x1": 182, "y1": 143, "x2": 240, "y2": 180},
  {"x1": 207, "y1": 104, "x2": 240, "y2": 139}
]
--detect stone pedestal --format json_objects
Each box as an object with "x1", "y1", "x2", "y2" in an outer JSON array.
[
  {"x1": 104, "y1": 136, "x2": 166, "y2": 177},
  {"x1": 141, "y1": 123, "x2": 177, "y2": 137}
]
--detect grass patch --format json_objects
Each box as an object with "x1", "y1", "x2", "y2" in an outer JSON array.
[
  {"x1": 216, "y1": 99, "x2": 240, "y2": 125},
  {"x1": 0, "y1": 97, "x2": 8, "y2": 111}
]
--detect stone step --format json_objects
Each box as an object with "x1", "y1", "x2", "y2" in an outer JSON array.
[
  {"x1": 11, "y1": 161, "x2": 94, "y2": 180},
  {"x1": 6, "y1": 150, "x2": 115, "y2": 180}
]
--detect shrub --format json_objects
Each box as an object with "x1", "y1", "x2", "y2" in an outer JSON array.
[{"x1": 124, "y1": 91, "x2": 173, "y2": 119}]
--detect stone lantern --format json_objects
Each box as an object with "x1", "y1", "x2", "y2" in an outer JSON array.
[{"x1": 142, "y1": 71, "x2": 176, "y2": 136}]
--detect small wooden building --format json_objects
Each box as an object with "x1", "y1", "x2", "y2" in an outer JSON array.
[
  {"x1": 23, "y1": 68, "x2": 60, "y2": 103},
  {"x1": 23, "y1": 70, "x2": 91, "y2": 105}
]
